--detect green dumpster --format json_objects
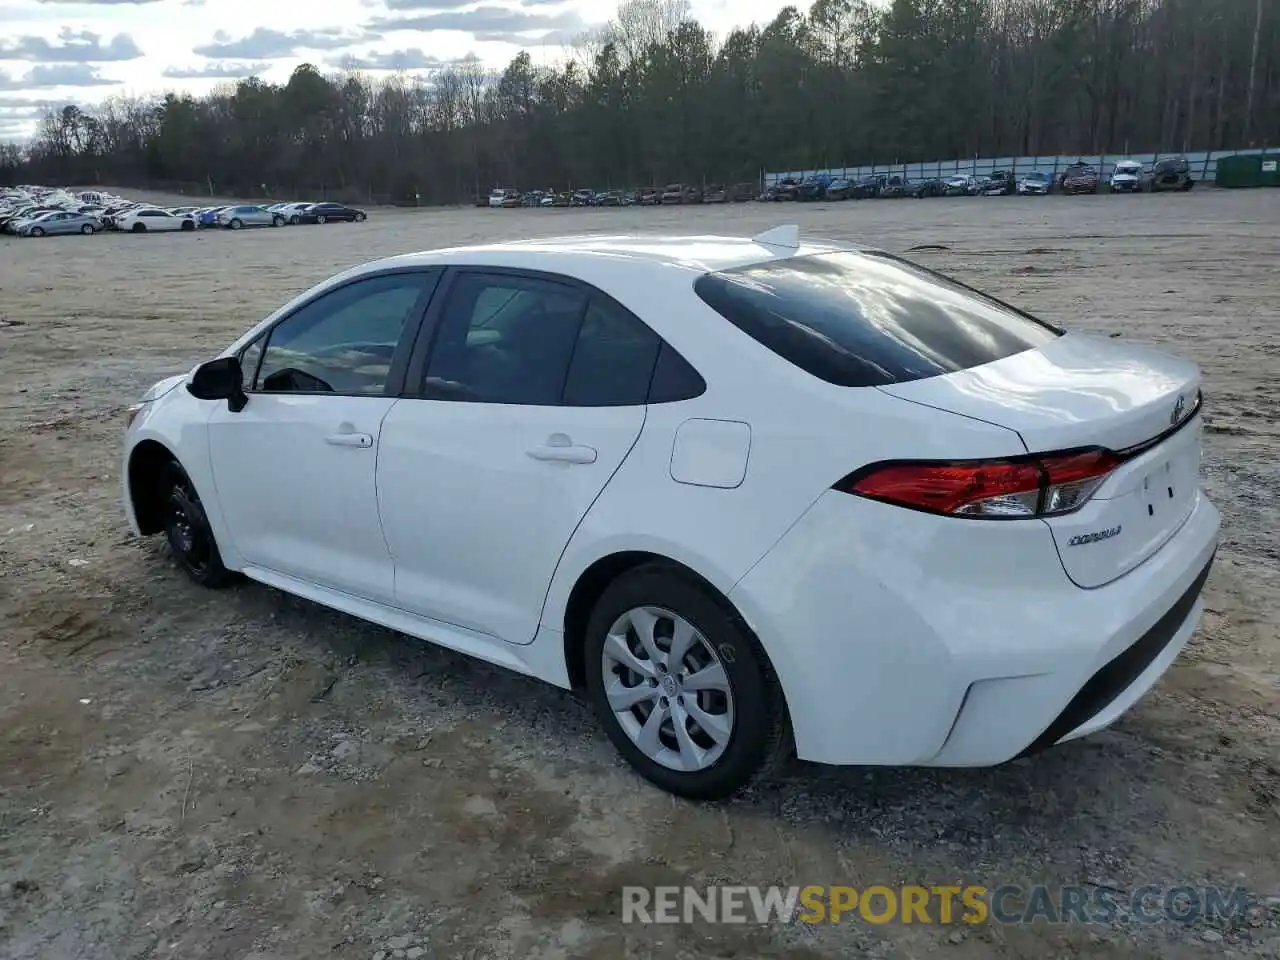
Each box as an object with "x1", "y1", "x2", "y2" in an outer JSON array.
[
  {"x1": 1264, "y1": 155, "x2": 1280, "y2": 187},
  {"x1": 1216, "y1": 154, "x2": 1280, "y2": 188}
]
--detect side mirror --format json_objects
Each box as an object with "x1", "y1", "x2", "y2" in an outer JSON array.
[{"x1": 187, "y1": 356, "x2": 247, "y2": 412}]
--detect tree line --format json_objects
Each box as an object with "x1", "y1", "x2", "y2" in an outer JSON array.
[{"x1": 2, "y1": 0, "x2": 1275, "y2": 204}]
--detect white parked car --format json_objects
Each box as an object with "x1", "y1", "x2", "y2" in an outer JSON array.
[
  {"x1": 1110, "y1": 161, "x2": 1145, "y2": 192},
  {"x1": 121, "y1": 227, "x2": 1219, "y2": 799},
  {"x1": 117, "y1": 208, "x2": 196, "y2": 233},
  {"x1": 277, "y1": 202, "x2": 313, "y2": 224},
  {"x1": 1016, "y1": 172, "x2": 1053, "y2": 195}
]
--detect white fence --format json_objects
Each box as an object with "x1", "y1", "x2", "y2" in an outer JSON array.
[{"x1": 764, "y1": 147, "x2": 1274, "y2": 185}]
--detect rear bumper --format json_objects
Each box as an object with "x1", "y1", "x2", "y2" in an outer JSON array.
[
  {"x1": 1015, "y1": 550, "x2": 1213, "y2": 757},
  {"x1": 729, "y1": 489, "x2": 1220, "y2": 766}
]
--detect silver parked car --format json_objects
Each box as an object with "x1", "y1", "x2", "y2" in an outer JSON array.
[
  {"x1": 216, "y1": 204, "x2": 286, "y2": 230},
  {"x1": 17, "y1": 210, "x2": 101, "y2": 237}
]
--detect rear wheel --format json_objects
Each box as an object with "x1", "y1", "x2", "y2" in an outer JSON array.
[
  {"x1": 80, "y1": 223, "x2": 94, "y2": 235},
  {"x1": 289, "y1": 215, "x2": 300, "y2": 225},
  {"x1": 162, "y1": 461, "x2": 234, "y2": 588},
  {"x1": 584, "y1": 565, "x2": 790, "y2": 799},
  {"x1": 316, "y1": 214, "x2": 327, "y2": 224},
  {"x1": 180, "y1": 219, "x2": 194, "y2": 231}
]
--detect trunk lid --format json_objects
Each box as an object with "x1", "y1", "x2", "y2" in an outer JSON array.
[{"x1": 879, "y1": 332, "x2": 1203, "y2": 588}]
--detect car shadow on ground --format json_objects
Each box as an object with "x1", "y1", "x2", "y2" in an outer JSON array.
[{"x1": 195, "y1": 564, "x2": 1182, "y2": 879}]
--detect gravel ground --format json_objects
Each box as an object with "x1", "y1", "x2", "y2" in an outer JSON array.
[{"x1": 1, "y1": 190, "x2": 1277, "y2": 960}]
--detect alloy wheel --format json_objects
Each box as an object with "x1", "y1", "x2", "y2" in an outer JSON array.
[
  {"x1": 165, "y1": 480, "x2": 211, "y2": 577},
  {"x1": 600, "y1": 605, "x2": 735, "y2": 772}
]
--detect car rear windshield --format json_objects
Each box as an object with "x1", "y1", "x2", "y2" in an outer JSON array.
[{"x1": 693, "y1": 251, "x2": 1062, "y2": 387}]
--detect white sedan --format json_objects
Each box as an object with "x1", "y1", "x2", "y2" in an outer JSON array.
[
  {"x1": 117, "y1": 208, "x2": 196, "y2": 233},
  {"x1": 121, "y1": 227, "x2": 1219, "y2": 799}
]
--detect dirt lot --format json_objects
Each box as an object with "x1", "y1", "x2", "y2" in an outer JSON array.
[{"x1": 1, "y1": 190, "x2": 1277, "y2": 960}]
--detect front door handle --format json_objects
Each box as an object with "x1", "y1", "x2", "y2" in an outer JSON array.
[{"x1": 528, "y1": 432, "x2": 597, "y2": 464}]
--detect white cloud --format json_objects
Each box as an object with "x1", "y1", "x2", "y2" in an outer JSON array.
[
  {"x1": 0, "y1": 0, "x2": 810, "y2": 139},
  {"x1": 162, "y1": 60, "x2": 270, "y2": 78},
  {"x1": 193, "y1": 26, "x2": 378, "y2": 59},
  {"x1": 0, "y1": 63, "x2": 117, "y2": 89},
  {"x1": 0, "y1": 28, "x2": 142, "y2": 61}
]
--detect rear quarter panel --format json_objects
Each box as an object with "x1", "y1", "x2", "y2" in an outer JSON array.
[{"x1": 538, "y1": 275, "x2": 1028, "y2": 641}]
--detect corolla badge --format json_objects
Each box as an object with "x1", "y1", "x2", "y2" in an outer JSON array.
[
  {"x1": 1171, "y1": 394, "x2": 1186, "y2": 425},
  {"x1": 1067, "y1": 525, "x2": 1122, "y2": 547}
]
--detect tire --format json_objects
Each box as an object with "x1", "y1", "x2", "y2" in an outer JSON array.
[
  {"x1": 81, "y1": 223, "x2": 94, "y2": 235},
  {"x1": 354, "y1": 212, "x2": 366, "y2": 222},
  {"x1": 132, "y1": 222, "x2": 146, "y2": 233},
  {"x1": 271, "y1": 216, "x2": 283, "y2": 227},
  {"x1": 162, "y1": 461, "x2": 235, "y2": 588},
  {"x1": 229, "y1": 218, "x2": 243, "y2": 230},
  {"x1": 584, "y1": 564, "x2": 791, "y2": 800},
  {"x1": 180, "y1": 219, "x2": 195, "y2": 231},
  {"x1": 30, "y1": 226, "x2": 45, "y2": 237},
  {"x1": 289, "y1": 215, "x2": 300, "y2": 225},
  {"x1": 316, "y1": 215, "x2": 326, "y2": 224}
]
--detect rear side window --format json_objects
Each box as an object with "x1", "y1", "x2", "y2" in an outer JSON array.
[
  {"x1": 693, "y1": 251, "x2": 1061, "y2": 388},
  {"x1": 562, "y1": 297, "x2": 661, "y2": 406},
  {"x1": 648, "y1": 343, "x2": 705, "y2": 402}
]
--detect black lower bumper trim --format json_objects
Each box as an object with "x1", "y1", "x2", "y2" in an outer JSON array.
[{"x1": 1017, "y1": 551, "x2": 1216, "y2": 758}]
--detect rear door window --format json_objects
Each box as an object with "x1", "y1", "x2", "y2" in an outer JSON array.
[
  {"x1": 562, "y1": 297, "x2": 661, "y2": 406},
  {"x1": 422, "y1": 272, "x2": 588, "y2": 405},
  {"x1": 693, "y1": 251, "x2": 1061, "y2": 387}
]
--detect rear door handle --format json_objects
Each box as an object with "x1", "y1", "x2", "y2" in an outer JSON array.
[
  {"x1": 325, "y1": 431, "x2": 373, "y2": 448},
  {"x1": 527, "y1": 433, "x2": 597, "y2": 464}
]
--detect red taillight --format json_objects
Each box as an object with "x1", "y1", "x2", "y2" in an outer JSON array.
[
  {"x1": 849, "y1": 461, "x2": 1042, "y2": 517},
  {"x1": 1038, "y1": 449, "x2": 1121, "y2": 515},
  {"x1": 842, "y1": 449, "x2": 1120, "y2": 519}
]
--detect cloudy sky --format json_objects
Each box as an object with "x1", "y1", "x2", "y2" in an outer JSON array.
[{"x1": 0, "y1": 0, "x2": 807, "y2": 140}]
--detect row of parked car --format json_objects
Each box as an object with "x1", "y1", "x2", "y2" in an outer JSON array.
[
  {"x1": 0, "y1": 186, "x2": 370, "y2": 238},
  {"x1": 764, "y1": 157, "x2": 1196, "y2": 202},
  {"x1": 482, "y1": 182, "x2": 760, "y2": 208},
  {"x1": 479, "y1": 158, "x2": 1198, "y2": 210}
]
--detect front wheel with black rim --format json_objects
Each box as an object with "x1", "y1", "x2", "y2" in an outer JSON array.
[
  {"x1": 163, "y1": 462, "x2": 235, "y2": 588},
  {"x1": 584, "y1": 565, "x2": 791, "y2": 800}
]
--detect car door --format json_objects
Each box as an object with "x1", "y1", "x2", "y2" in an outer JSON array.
[
  {"x1": 204, "y1": 268, "x2": 440, "y2": 604},
  {"x1": 377, "y1": 269, "x2": 663, "y2": 645},
  {"x1": 139, "y1": 210, "x2": 171, "y2": 231}
]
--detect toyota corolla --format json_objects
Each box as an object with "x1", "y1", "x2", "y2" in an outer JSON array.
[{"x1": 122, "y1": 227, "x2": 1219, "y2": 799}]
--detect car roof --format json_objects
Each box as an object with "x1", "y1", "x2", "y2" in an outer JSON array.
[
  {"x1": 224, "y1": 232, "x2": 857, "y2": 362},
  {"x1": 360, "y1": 234, "x2": 846, "y2": 279}
]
